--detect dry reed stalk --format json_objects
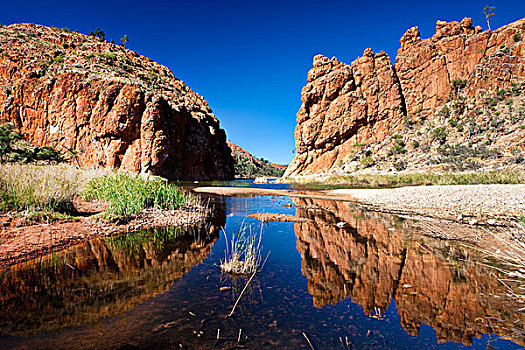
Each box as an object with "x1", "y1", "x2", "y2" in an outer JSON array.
[
  {"x1": 465, "y1": 225, "x2": 525, "y2": 302},
  {"x1": 0, "y1": 164, "x2": 104, "y2": 212}
]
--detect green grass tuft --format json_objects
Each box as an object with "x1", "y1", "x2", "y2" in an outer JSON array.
[
  {"x1": 220, "y1": 223, "x2": 262, "y2": 275},
  {"x1": 82, "y1": 173, "x2": 191, "y2": 218}
]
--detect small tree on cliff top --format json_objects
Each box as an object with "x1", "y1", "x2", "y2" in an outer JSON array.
[
  {"x1": 483, "y1": 6, "x2": 495, "y2": 31},
  {"x1": 120, "y1": 34, "x2": 129, "y2": 48}
]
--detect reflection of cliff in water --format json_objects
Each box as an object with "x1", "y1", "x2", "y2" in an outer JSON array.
[
  {"x1": 293, "y1": 198, "x2": 525, "y2": 346},
  {"x1": 0, "y1": 224, "x2": 220, "y2": 336}
]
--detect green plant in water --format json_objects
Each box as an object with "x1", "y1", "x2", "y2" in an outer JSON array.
[{"x1": 220, "y1": 222, "x2": 262, "y2": 275}]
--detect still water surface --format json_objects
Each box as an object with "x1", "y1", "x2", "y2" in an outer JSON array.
[{"x1": 1, "y1": 183, "x2": 524, "y2": 349}]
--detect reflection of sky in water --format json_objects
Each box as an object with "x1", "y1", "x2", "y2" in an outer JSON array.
[{"x1": 0, "y1": 193, "x2": 523, "y2": 349}]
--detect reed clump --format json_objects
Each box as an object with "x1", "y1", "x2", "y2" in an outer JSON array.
[
  {"x1": 82, "y1": 172, "x2": 192, "y2": 218},
  {"x1": 220, "y1": 224, "x2": 262, "y2": 275}
]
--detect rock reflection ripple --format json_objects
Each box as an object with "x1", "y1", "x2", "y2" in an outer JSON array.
[{"x1": 293, "y1": 197, "x2": 525, "y2": 346}]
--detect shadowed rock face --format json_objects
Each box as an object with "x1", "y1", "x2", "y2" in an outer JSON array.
[
  {"x1": 0, "y1": 224, "x2": 220, "y2": 336},
  {"x1": 286, "y1": 17, "x2": 525, "y2": 176},
  {"x1": 293, "y1": 197, "x2": 525, "y2": 346},
  {"x1": 0, "y1": 23, "x2": 234, "y2": 180}
]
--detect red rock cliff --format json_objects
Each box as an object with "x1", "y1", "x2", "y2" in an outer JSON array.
[
  {"x1": 0, "y1": 23, "x2": 234, "y2": 180},
  {"x1": 286, "y1": 17, "x2": 525, "y2": 176}
]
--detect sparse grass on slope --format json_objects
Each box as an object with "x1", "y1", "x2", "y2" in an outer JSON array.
[
  {"x1": 284, "y1": 169, "x2": 525, "y2": 189},
  {"x1": 82, "y1": 173, "x2": 192, "y2": 218}
]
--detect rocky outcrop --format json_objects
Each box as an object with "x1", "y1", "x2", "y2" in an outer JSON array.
[
  {"x1": 287, "y1": 50, "x2": 406, "y2": 175},
  {"x1": 286, "y1": 17, "x2": 525, "y2": 176},
  {"x1": 0, "y1": 23, "x2": 234, "y2": 180},
  {"x1": 293, "y1": 197, "x2": 525, "y2": 346},
  {"x1": 395, "y1": 17, "x2": 524, "y2": 114}
]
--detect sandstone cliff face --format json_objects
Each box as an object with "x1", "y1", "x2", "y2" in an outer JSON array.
[
  {"x1": 286, "y1": 17, "x2": 525, "y2": 176},
  {"x1": 288, "y1": 51, "x2": 406, "y2": 175},
  {"x1": 0, "y1": 23, "x2": 234, "y2": 180}
]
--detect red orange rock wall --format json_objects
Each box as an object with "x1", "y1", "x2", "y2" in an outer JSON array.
[
  {"x1": 286, "y1": 17, "x2": 525, "y2": 176},
  {"x1": 0, "y1": 23, "x2": 234, "y2": 180}
]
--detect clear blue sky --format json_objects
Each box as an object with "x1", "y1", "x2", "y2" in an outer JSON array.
[{"x1": 2, "y1": 1, "x2": 524, "y2": 164}]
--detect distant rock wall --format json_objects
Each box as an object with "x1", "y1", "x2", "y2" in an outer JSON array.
[
  {"x1": 227, "y1": 141, "x2": 286, "y2": 177},
  {"x1": 0, "y1": 23, "x2": 234, "y2": 180},
  {"x1": 286, "y1": 17, "x2": 525, "y2": 176}
]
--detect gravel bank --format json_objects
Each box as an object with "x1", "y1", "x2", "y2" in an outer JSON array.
[{"x1": 328, "y1": 184, "x2": 525, "y2": 224}]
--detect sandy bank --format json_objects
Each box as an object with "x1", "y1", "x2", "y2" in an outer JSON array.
[{"x1": 327, "y1": 184, "x2": 525, "y2": 224}]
